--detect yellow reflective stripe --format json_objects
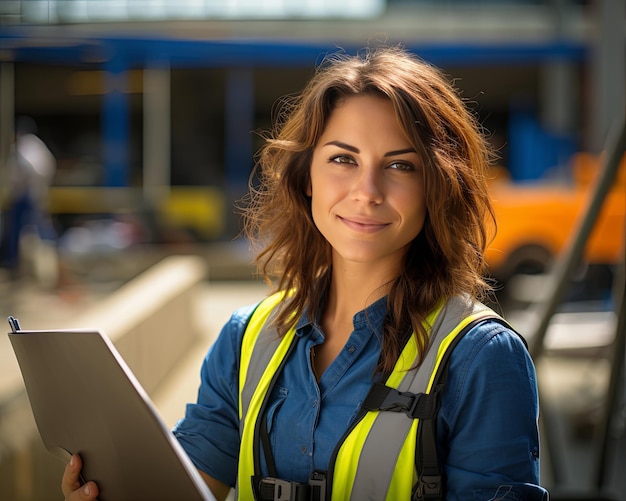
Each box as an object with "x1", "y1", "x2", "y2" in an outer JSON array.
[
  {"x1": 365, "y1": 300, "x2": 451, "y2": 391},
  {"x1": 238, "y1": 292, "x2": 285, "y2": 419},
  {"x1": 387, "y1": 308, "x2": 500, "y2": 498},
  {"x1": 425, "y1": 309, "x2": 497, "y2": 392},
  {"x1": 237, "y1": 291, "x2": 290, "y2": 501},
  {"x1": 239, "y1": 325, "x2": 297, "y2": 500},
  {"x1": 331, "y1": 301, "x2": 444, "y2": 499},
  {"x1": 383, "y1": 303, "x2": 447, "y2": 499},
  {"x1": 330, "y1": 411, "x2": 377, "y2": 501},
  {"x1": 386, "y1": 420, "x2": 419, "y2": 501},
  {"x1": 386, "y1": 301, "x2": 444, "y2": 387}
]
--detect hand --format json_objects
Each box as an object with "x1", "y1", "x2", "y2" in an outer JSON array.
[{"x1": 61, "y1": 454, "x2": 99, "y2": 501}]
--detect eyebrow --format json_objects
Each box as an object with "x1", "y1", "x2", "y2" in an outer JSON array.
[{"x1": 323, "y1": 141, "x2": 416, "y2": 157}]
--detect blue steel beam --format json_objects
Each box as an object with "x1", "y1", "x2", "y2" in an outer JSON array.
[{"x1": 0, "y1": 31, "x2": 587, "y2": 68}]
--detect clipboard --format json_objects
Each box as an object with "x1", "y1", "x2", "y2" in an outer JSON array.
[{"x1": 7, "y1": 316, "x2": 216, "y2": 501}]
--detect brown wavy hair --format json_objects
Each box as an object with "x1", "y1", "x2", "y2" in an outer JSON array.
[{"x1": 241, "y1": 45, "x2": 496, "y2": 375}]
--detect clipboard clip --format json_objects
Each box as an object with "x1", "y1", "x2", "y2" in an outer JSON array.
[{"x1": 7, "y1": 316, "x2": 22, "y2": 333}]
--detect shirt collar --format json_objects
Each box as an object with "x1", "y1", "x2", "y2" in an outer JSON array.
[{"x1": 295, "y1": 295, "x2": 388, "y2": 338}]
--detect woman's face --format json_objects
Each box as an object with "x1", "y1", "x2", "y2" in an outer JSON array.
[{"x1": 308, "y1": 94, "x2": 427, "y2": 273}]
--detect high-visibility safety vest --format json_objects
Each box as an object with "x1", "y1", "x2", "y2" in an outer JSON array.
[{"x1": 237, "y1": 292, "x2": 506, "y2": 500}]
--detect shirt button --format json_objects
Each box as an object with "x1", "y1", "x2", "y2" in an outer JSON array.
[
  {"x1": 347, "y1": 345, "x2": 356, "y2": 354},
  {"x1": 301, "y1": 446, "x2": 307, "y2": 454},
  {"x1": 312, "y1": 400, "x2": 318, "y2": 407}
]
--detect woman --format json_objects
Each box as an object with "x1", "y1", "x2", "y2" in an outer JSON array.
[{"x1": 63, "y1": 46, "x2": 547, "y2": 500}]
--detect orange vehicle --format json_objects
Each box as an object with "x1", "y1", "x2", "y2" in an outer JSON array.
[{"x1": 485, "y1": 153, "x2": 625, "y2": 284}]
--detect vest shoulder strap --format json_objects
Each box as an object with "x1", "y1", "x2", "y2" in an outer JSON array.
[{"x1": 363, "y1": 311, "x2": 516, "y2": 501}]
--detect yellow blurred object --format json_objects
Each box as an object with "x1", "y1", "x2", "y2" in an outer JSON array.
[
  {"x1": 158, "y1": 186, "x2": 225, "y2": 240},
  {"x1": 47, "y1": 186, "x2": 225, "y2": 240},
  {"x1": 48, "y1": 187, "x2": 136, "y2": 213}
]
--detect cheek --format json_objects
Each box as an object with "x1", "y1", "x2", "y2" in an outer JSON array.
[
  {"x1": 309, "y1": 169, "x2": 337, "y2": 208},
  {"x1": 309, "y1": 187, "x2": 328, "y2": 222},
  {"x1": 402, "y1": 188, "x2": 427, "y2": 232}
]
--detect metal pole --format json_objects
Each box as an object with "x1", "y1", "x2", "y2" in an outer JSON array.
[
  {"x1": 0, "y1": 62, "x2": 14, "y2": 182},
  {"x1": 527, "y1": 116, "x2": 624, "y2": 494},
  {"x1": 143, "y1": 64, "x2": 171, "y2": 204},
  {"x1": 593, "y1": 233, "x2": 626, "y2": 489},
  {"x1": 529, "y1": 117, "x2": 626, "y2": 360}
]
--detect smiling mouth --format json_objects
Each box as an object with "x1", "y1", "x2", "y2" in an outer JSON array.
[{"x1": 339, "y1": 216, "x2": 389, "y2": 233}]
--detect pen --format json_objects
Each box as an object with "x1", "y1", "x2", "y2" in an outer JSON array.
[{"x1": 7, "y1": 316, "x2": 21, "y2": 333}]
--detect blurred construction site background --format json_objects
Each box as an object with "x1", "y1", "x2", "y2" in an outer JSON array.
[{"x1": 0, "y1": 1, "x2": 624, "y2": 500}]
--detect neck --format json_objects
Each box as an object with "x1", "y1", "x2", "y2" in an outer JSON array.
[
  {"x1": 324, "y1": 259, "x2": 397, "y2": 326},
  {"x1": 313, "y1": 258, "x2": 398, "y2": 378}
]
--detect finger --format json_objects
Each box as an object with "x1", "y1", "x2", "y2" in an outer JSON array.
[
  {"x1": 61, "y1": 454, "x2": 82, "y2": 497},
  {"x1": 61, "y1": 454, "x2": 99, "y2": 500},
  {"x1": 75, "y1": 481, "x2": 99, "y2": 500}
]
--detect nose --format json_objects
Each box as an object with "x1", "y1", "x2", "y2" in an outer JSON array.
[{"x1": 351, "y1": 166, "x2": 383, "y2": 205}]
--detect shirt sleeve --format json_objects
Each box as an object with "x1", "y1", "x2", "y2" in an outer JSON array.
[
  {"x1": 437, "y1": 320, "x2": 549, "y2": 500},
  {"x1": 172, "y1": 303, "x2": 257, "y2": 487}
]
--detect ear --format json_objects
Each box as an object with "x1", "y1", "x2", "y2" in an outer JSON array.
[{"x1": 306, "y1": 180, "x2": 312, "y2": 197}]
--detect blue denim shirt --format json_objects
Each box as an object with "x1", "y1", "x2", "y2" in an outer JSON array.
[{"x1": 173, "y1": 297, "x2": 548, "y2": 500}]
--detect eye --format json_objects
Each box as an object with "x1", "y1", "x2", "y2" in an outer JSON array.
[
  {"x1": 388, "y1": 160, "x2": 415, "y2": 171},
  {"x1": 329, "y1": 154, "x2": 356, "y2": 165}
]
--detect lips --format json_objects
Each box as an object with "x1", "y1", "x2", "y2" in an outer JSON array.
[{"x1": 339, "y1": 215, "x2": 389, "y2": 233}]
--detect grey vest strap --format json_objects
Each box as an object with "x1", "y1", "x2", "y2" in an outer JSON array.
[{"x1": 239, "y1": 306, "x2": 282, "y2": 434}]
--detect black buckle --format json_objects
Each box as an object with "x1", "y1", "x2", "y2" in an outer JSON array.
[
  {"x1": 308, "y1": 471, "x2": 326, "y2": 501},
  {"x1": 254, "y1": 476, "x2": 310, "y2": 501},
  {"x1": 363, "y1": 383, "x2": 440, "y2": 420},
  {"x1": 379, "y1": 390, "x2": 420, "y2": 417},
  {"x1": 416, "y1": 474, "x2": 442, "y2": 500}
]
